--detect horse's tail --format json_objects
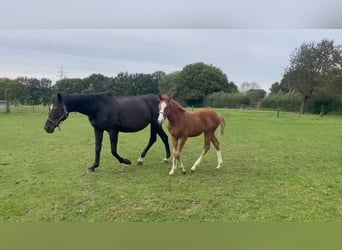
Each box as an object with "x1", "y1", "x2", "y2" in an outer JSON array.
[{"x1": 219, "y1": 115, "x2": 225, "y2": 136}]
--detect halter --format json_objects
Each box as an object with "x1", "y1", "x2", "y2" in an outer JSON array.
[
  {"x1": 48, "y1": 104, "x2": 68, "y2": 131},
  {"x1": 158, "y1": 110, "x2": 167, "y2": 118}
]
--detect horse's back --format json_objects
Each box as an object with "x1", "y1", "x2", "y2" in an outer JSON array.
[
  {"x1": 115, "y1": 94, "x2": 158, "y2": 107},
  {"x1": 108, "y1": 94, "x2": 160, "y2": 132},
  {"x1": 193, "y1": 109, "x2": 223, "y2": 133}
]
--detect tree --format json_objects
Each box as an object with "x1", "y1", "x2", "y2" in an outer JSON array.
[
  {"x1": 240, "y1": 81, "x2": 260, "y2": 92},
  {"x1": 0, "y1": 78, "x2": 12, "y2": 99},
  {"x1": 108, "y1": 72, "x2": 160, "y2": 96},
  {"x1": 246, "y1": 89, "x2": 266, "y2": 105},
  {"x1": 158, "y1": 71, "x2": 181, "y2": 95},
  {"x1": 176, "y1": 62, "x2": 234, "y2": 106},
  {"x1": 54, "y1": 78, "x2": 86, "y2": 94},
  {"x1": 109, "y1": 72, "x2": 129, "y2": 95},
  {"x1": 127, "y1": 73, "x2": 159, "y2": 95},
  {"x1": 83, "y1": 73, "x2": 110, "y2": 93},
  {"x1": 40, "y1": 78, "x2": 52, "y2": 105},
  {"x1": 283, "y1": 39, "x2": 342, "y2": 113},
  {"x1": 269, "y1": 81, "x2": 291, "y2": 95},
  {"x1": 27, "y1": 78, "x2": 41, "y2": 105}
]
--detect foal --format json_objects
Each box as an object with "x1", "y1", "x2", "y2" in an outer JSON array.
[{"x1": 158, "y1": 95, "x2": 225, "y2": 175}]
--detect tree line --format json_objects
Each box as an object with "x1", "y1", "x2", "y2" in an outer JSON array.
[
  {"x1": 1, "y1": 39, "x2": 342, "y2": 114},
  {"x1": 0, "y1": 62, "x2": 239, "y2": 108}
]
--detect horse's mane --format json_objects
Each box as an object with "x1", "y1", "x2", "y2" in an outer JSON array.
[
  {"x1": 170, "y1": 98, "x2": 187, "y2": 112},
  {"x1": 67, "y1": 91, "x2": 113, "y2": 101}
]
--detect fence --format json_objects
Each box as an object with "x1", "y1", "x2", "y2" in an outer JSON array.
[{"x1": 0, "y1": 103, "x2": 49, "y2": 114}]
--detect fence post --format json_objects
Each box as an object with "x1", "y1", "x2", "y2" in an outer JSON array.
[
  {"x1": 320, "y1": 105, "x2": 324, "y2": 117},
  {"x1": 5, "y1": 89, "x2": 10, "y2": 113}
]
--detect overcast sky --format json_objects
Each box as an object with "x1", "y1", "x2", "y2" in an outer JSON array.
[{"x1": 1, "y1": 0, "x2": 342, "y2": 91}]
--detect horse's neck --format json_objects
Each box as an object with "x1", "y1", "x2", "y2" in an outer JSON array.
[
  {"x1": 167, "y1": 100, "x2": 186, "y2": 124},
  {"x1": 64, "y1": 94, "x2": 96, "y2": 116}
]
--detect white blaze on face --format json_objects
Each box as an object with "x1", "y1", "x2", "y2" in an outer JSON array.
[
  {"x1": 158, "y1": 101, "x2": 167, "y2": 124},
  {"x1": 49, "y1": 104, "x2": 54, "y2": 111}
]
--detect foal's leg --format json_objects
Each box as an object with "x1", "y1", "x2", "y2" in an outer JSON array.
[
  {"x1": 137, "y1": 124, "x2": 157, "y2": 165},
  {"x1": 211, "y1": 135, "x2": 223, "y2": 169},
  {"x1": 169, "y1": 136, "x2": 178, "y2": 176},
  {"x1": 109, "y1": 129, "x2": 131, "y2": 165},
  {"x1": 190, "y1": 132, "x2": 211, "y2": 172},
  {"x1": 169, "y1": 136, "x2": 187, "y2": 175},
  {"x1": 88, "y1": 128, "x2": 104, "y2": 172},
  {"x1": 176, "y1": 137, "x2": 187, "y2": 174}
]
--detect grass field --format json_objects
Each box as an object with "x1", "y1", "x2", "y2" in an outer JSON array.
[{"x1": 0, "y1": 106, "x2": 342, "y2": 222}]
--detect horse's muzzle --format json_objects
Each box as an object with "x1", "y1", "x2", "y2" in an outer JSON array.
[{"x1": 44, "y1": 121, "x2": 55, "y2": 133}]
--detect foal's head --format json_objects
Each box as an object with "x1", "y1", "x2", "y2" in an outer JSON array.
[
  {"x1": 44, "y1": 93, "x2": 69, "y2": 133},
  {"x1": 158, "y1": 95, "x2": 172, "y2": 125}
]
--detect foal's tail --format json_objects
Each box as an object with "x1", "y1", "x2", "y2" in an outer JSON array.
[{"x1": 219, "y1": 115, "x2": 225, "y2": 136}]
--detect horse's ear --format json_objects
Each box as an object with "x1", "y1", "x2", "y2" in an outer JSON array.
[
  {"x1": 57, "y1": 93, "x2": 63, "y2": 103},
  {"x1": 158, "y1": 94, "x2": 163, "y2": 100}
]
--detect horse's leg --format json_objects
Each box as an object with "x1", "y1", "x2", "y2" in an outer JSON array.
[
  {"x1": 169, "y1": 136, "x2": 178, "y2": 175},
  {"x1": 211, "y1": 135, "x2": 223, "y2": 169},
  {"x1": 169, "y1": 136, "x2": 183, "y2": 175},
  {"x1": 191, "y1": 132, "x2": 211, "y2": 172},
  {"x1": 156, "y1": 124, "x2": 171, "y2": 163},
  {"x1": 137, "y1": 124, "x2": 157, "y2": 165},
  {"x1": 109, "y1": 129, "x2": 131, "y2": 165},
  {"x1": 174, "y1": 136, "x2": 187, "y2": 175},
  {"x1": 88, "y1": 128, "x2": 104, "y2": 173}
]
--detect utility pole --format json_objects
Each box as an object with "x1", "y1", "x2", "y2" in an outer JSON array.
[{"x1": 57, "y1": 66, "x2": 67, "y2": 80}]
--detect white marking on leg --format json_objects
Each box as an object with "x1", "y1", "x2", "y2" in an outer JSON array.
[
  {"x1": 191, "y1": 150, "x2": 205, "y2": 172},
  {"x1": 179, "y1": 158, "x2": 186, "y2": 174},
  {"x1": 161, "y1": 158, "x2": 169, "y2": 164},
  {"x1": 169, "y1": 156, "x2": 177, "y2": 175},
  {"x1": 137, "y1": 156, "x2": 144, "y2": 165},
  {"x1": 216, "y1": 150, "x2": 223, "y2": 169}
]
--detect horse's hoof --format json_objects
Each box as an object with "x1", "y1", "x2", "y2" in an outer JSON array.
[
  {"x1": 122, "y1": 159, "x2": 132, "y2": 165},
  {"x1": 190, "y1": 169, "x2": 195, "y2": 173},
  {"x1": 161, "y1": 158, "x2": 169, "y2": 164},
  {"x1": 88, "y1": 168, "x2": 95, "y2": 173},
  {"x1": 137, "y1": 161, "x2": 144, "y2": 166},
  {"x1": 182, "y1": 171, "x2": 186, "y2": 175}
]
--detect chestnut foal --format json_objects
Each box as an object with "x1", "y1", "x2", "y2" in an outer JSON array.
[{"x1": 158, "y1": 95, "x2": 225, "y2": 175}]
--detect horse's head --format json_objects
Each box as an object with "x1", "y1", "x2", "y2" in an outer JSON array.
[
  {"x1": 44, "y1": 93, "x2": 68, "y2": 133},
  {"x1": 158, "y1": 94, "x2": 172, "y2": 125}
]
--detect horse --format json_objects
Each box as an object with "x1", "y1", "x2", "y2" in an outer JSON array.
[
  {"x1": 44, "y1": 92, "x2": 171, "y2": 172},
  {"x1": 157, "y1": 95, "x2": 225, "y2": 175}
]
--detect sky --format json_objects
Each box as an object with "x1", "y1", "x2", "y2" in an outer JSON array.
[{"x1": 1, "y1": 0, "x2": 342, "y2": 91}]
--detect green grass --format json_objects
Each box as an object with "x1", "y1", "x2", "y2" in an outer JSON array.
[{"x1": 1, "y1": 106, "x2": 342, "y2": 222}]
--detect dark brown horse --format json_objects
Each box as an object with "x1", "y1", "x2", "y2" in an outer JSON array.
[
  {"x1": 158, "y1": 95, "x2": 225, "y2": 175},
  {"x1": 44, "y1": 92, "x2": 170, "y2": 172}
]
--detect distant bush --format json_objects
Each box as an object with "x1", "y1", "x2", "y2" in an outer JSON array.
[
  {"x1": 246, "y1": 89, "x2": 266, "y2": 106},
  {"x1": 203, "y1": 92, "x2": 250, "y2": 108},
  {"x1": 204, "y1": 91, "x2": 342, "y2": 114},
  {"x1": 306, "y1": 96, "x2": 342, "y2": 114},
  {"x1": 261, "y1": 91, "x2": 301, "y2": 112}
]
